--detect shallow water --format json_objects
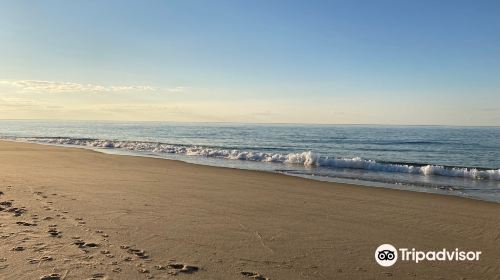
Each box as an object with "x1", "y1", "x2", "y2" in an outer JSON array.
[{"x1": 1, "y1": 120, "x2": 499, "y2": 202}]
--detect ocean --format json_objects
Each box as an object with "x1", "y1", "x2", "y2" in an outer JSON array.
[{"x1": 1, "y1": 120, "x2": 499, "y2": 202}]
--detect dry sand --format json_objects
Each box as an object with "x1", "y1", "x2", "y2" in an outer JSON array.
[{"x1": 0, "y1": 140, "x2": 499, "y2": 280}]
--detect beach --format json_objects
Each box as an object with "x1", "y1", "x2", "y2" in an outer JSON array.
[{"x1": 0, "y1": 140, "x2": 499, "y2": 280}]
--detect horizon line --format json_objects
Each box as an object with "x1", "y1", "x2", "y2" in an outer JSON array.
[{"x1": 0, "y1": 118, "x2": 499, "y2": 128}]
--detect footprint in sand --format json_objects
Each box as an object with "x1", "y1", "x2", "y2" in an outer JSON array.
[
  {"x1": 100, "y1": 250, "x2": 114, "y2": 258},
  {"x1": 48, "y1": 228, "x2": 62, "y2": 238},
  {"x1": 40, "y1": 273, "x2": 61, "y2": 280},
  {"x1": 0, "y1": 201, "x2": 27, "y2": 216},
  {"x1": 73, "y1": 240, "x2": 99, "y2": 248},
  {"x1": 137, "y1": 268, "x2": 150, "y2": 273},
  {"x1": 16, "y1": 221, "x2": 38, "y2": 226},
  {"x1": 0, "y1": 201, "x2": 12, "y2": 207},
  {"x1": 11, "y1": 246, "x2": 25, "y2": 252},
  {"x1": 112, "y1": 267, "x2": 121, "y2": 273},
  {"x1": 0, "y1": 202, "x2": 23, "y2": 216},
  {"x1": 241, "y1": 271, "x2": 271, "y2": 280},
  {"x1": 89, "y1": 272, "x2": 106, "y2": 279},
  {"x1": 10, "y1": 207, "x2": 27, "y2": 216},
  {"x1": 126, "y1": 248, "x2": 149, "y2": 259},
  {"x1": 167, "y1": 263, "x2": 199, "y2": 275},
  {"x1": 28, "y1": 256, "x2": 54, "y2": 264}
]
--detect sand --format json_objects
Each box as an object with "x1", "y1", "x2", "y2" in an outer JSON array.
[{"x1": 0, "y1": 140, "x2": 499, "y2": 280}]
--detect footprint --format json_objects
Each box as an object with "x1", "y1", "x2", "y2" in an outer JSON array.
[
  {"x1": 27, "y1": 256, "x2": 54, "y2": 264},
  {"x1": 11, "y1": 246, "x2": 25, "y2": 251},
  {"x1": 48, "y1": 228, "x2": 62, "y2": 237},
  {"x1": 84, "y1": 242, "x2": 99, "y2": 248},
  {"x1": 12, "y1": 208, "x2": 28, "y2": 216},
  {"x1": 137, "y1": 268, "x2": 150, "y2": 273},
  {"x1": 241, "y1": 271, "x2": 270, "y2": 280},
  {"x1": 127, "y1": 248, "x2": 149, "y2": 259},
  {"x1": 90, "y1": 272, "x2": 106, "y2": 279},
  {"x1": 73, "y1": 240, "x2": 99, "y2": 248},
  {"x1": 0, "y1": 201, "x2": 13, "y2": 207},
  {"x1": 40, "y1": 273, "x2": 61, "y2": 280},
  {"x1": 16, "y1": 221, "x2": 38, "y2": 226},
  {"x1": 168, "y1": 263, "x2": 199, "y2": 274}
]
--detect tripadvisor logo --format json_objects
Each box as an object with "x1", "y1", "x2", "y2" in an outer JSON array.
[{"x1": 375, "y1": 244, "x2": 482, "y2": 267}]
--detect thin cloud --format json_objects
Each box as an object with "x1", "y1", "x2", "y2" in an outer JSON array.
[{"x1": 0, "y1": 80, "x2": 182, "y2": 94}]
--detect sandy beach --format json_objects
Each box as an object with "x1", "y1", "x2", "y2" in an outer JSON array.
[{"x1": 0, "y1": 140, "x2": 499, "y2": 280}]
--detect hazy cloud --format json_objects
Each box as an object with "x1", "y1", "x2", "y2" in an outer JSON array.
[{"x1": 0, "y1": 80, "x2": 183, "y2": 94}]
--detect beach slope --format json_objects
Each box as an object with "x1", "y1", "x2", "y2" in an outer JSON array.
[{"x1": 0, "y1": 141, "x2": 498, "y2": 279}]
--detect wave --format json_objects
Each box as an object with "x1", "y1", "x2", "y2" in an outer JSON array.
[{"x1": 11, "y1": 137, "x2": 500, "y2": 181}]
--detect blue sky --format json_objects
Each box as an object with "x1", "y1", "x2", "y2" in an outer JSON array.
[{"x1": 0, "y1": 0, "x2": 499, "y2": 125}]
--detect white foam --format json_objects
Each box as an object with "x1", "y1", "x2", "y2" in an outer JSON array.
[{"x1": 16, "y1": 137, "x2": 500, "y2": 181}]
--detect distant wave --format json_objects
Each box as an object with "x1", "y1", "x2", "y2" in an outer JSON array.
[{"x1": 10, "y1": 137, "x2": 500, "y2": 181}]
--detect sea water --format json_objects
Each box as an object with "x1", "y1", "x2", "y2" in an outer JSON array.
[{"x1": 1, "y1": 120, "x2": 499, "y2": 202}]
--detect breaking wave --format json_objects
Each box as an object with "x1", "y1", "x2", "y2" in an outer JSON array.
[{"x1": 13, "y1": 137, "x2": 500, "y2": 181}]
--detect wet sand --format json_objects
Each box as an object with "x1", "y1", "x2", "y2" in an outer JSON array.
[{"x1": 0, "y1": 140, "x2": 499, "y2": 279}]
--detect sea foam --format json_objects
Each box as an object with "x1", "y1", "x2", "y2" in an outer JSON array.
[{"x1": 16, "y1": 137, "x2": 500, "y2": 181}]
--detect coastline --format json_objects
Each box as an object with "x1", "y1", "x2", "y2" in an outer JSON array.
[
  {"x1": 0, "y1": 140, "x2": 499, "y2": 279},
  {"x1": 5, "y1": 136, "x2": 500, "y2": 203}
]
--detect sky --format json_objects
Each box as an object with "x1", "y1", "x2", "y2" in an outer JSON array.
[{"x1": 0, "y1": 0, "x2": 499, "y2": 125}]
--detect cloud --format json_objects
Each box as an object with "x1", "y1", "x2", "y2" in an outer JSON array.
[
  {"x1": 0, "y1": 97, "x2": 61, "y2": 112},
  {"x1": 0, "y1": 80, "x2": 182, "y2": 94}
]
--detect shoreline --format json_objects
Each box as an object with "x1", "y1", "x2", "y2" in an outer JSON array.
[
  {"x1": 4, "y1": 138, "x2": 500, "y2": 204},
  {"x1": 0, "y1": 140, "x2": 499, "y2": 279}
]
